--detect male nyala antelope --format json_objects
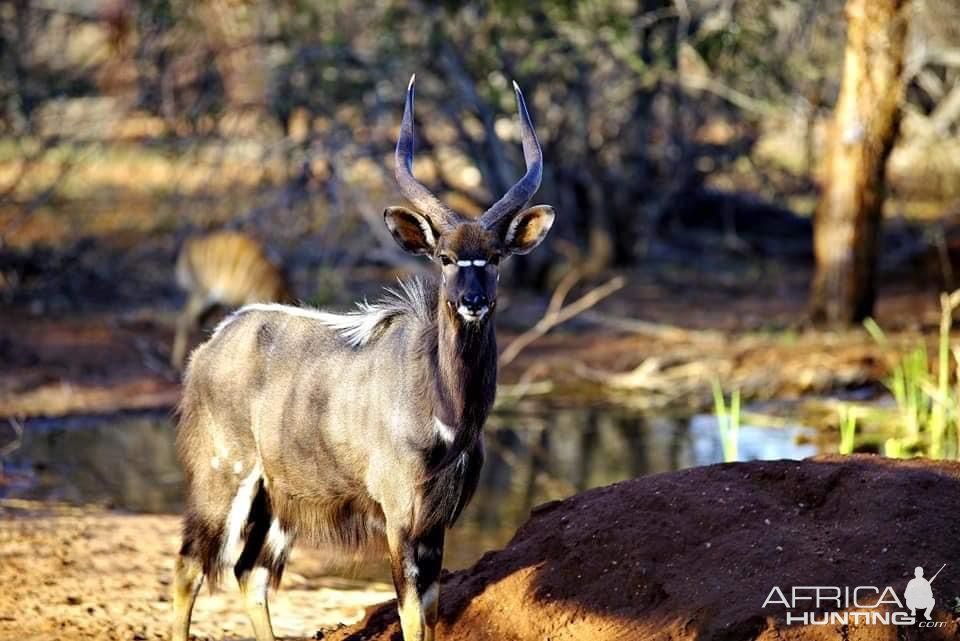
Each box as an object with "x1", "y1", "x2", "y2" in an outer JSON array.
[
  {"x1": 172, "y1": 75, "x2": 555, "y2": 641},
  {"x1": 171, "y1": 230, "x2": 293, "y2": 370}
]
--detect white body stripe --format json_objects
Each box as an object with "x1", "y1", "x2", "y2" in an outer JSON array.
[{"x1": 219, "y1": 463, "x2": 262, "y2": 568}]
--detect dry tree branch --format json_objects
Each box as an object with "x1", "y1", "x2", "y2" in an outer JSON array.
[
  {"x1": 578, "y1": 310, "x2": 724, "y2": 342},
  {"x1": 496, "y1": 360, "x2": 557, "y2": 405},
  {"x1": 664, "y1": 69, "x2": 779, "y2": 116},
  {"x1": 499, "y1": 273, "x2": 626, "y2": 367}
]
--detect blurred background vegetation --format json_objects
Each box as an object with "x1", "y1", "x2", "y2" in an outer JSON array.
[
  {"x1": 3, "y1": 0, "x2": 960, "y2": 517},
  {"x1": 1, "y1": 0, "x2": 957, "y2": 315}
]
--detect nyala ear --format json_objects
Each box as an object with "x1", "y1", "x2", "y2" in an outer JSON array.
[
  {"x1": 502, "y1": 205, "x2": 555, "y2": 255},
  {"x1": 384, "y1": 206, "x2": 438, "y2": 255}
]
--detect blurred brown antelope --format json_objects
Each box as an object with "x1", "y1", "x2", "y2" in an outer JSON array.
[
  {"x1": 171, "y1": 230, "x2": 293, "y2": 369},
  {"x1": 171, "y1": 76, "x2": 555, "y2": 641}
]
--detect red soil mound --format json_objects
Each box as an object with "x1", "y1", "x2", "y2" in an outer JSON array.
[{"x1": 329, "y1": 456, "x2": 960, "y2": 641}]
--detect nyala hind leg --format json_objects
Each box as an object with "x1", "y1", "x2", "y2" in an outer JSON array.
[
  {"x1": 238, "y1": 566, "x2": 276, "y2": 641},
  {"x1": 171, "y1": 553, "x2": 203, "y2": 641},
  {"x1": 235, "y1": 487, "x2": 292, "y2": 641}
]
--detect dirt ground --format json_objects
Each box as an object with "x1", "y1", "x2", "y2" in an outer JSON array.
[
  {"x1": 3, "y1": 457, "x2": 958, "y2": 641},
  {"x1": 330, "y1": 456, "x2": 960, "y2": 641},
  {"x1": 0, "y1": 500, "x2": 392, "y2": 641}
]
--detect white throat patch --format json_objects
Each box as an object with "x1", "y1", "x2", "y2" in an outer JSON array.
[{"x1": 457, "y1": 305, "x2": 489, "y2": 322}]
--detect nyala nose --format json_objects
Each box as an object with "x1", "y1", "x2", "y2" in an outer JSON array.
[{"x1": 461, "y1": 293, "x2": 487, "y2": 311}]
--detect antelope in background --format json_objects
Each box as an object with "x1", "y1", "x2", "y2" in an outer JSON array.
[
  {"x1": 172, "y1": 75, "x2": 555, "y2": 641},
  {"x1": 170, "y1": 230, "x2": 293, "y2": 369}
]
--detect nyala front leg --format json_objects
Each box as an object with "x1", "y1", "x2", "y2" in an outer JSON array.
[{"x1": 388, "y1": 525, "x2": 444, "y2": 641}]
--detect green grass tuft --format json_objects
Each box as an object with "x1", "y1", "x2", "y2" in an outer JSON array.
[{"x1": 712, "y1": 379, "x2": 741, "y2": 463}]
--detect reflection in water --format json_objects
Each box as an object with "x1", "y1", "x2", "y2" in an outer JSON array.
[
  {"x1": 0, "y1": 404, "x2": 816, "y2": 568},
  {"x1": 687, "y1": 415, "x2": 818, "y2": 464},
  {"x1": 1, "y1": 412, "x2": 183, "y2": 512}
]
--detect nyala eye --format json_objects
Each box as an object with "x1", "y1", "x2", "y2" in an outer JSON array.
[
  {"x1": 488, "y1": 255, "x2": 501, "y2": 266},
  {"x1": 439, "y1": 254, "x2": 454, "y2": 266}
]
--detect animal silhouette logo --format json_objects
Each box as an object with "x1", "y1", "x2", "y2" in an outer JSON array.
[
  {"x1": 763, "y1": 563, "x2": 949, "y2": 628},
  {"x1": 904, "y1": 564, "x2": 945, "y2": 620}
]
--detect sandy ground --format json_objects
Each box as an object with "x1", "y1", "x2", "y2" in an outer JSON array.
[
  {"x1": 4, "y1": 458, "x2": 960, "y2": 641},
  {"x1": 0, "y1": 500, "x2": 393, "y2": 641}
]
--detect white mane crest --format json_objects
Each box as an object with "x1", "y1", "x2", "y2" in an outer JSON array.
[
  {"x1": 212, "y1": 277, "x2": 433, "y2": 348},
  {"x1": 314, "y1": 301, "x2": 399, "y2": 347}
]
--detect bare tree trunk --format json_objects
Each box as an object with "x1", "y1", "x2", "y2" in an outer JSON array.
[{"x1": 809, "y1": 0, "x2": 909, "y2": 325}]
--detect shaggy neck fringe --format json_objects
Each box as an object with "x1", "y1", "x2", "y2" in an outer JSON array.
[{"x1": 317, "y1": 277, "x2": 434, "y2": 347}]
